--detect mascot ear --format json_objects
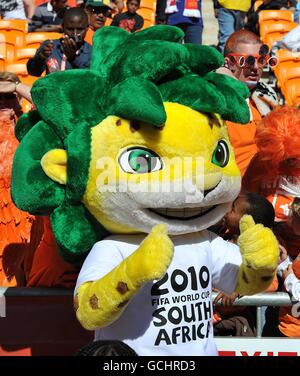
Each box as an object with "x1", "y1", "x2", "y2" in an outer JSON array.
[{"x1": 41, "y1": 149, "x2": 68, "y2": 185}]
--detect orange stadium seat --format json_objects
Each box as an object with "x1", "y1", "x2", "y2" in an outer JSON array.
[
  {"x1": 0, "y1": 33, "x2": 15, "y2": 67},
  {"x1": 283, "y1": 79, "x2": 300, "y2": 105},
  {"x1": 259, "y1": 9, "x2": 294, "y2": 24},
  {"x1": 25, "y1": 32, "x2": 62, "y2": 48},
  {"x1": 0, "y1": 19, "x2": 28, "y2": 32},
  {"x1": 15, "y1": 48, "x2": 37, "y2": 64},
  {"x1": 5, "y1": 63, "x2": 38, "y2": 86},
  {"x1": 120, "y1": 1, "x2": 156, "y2": 29},
  {"x1": 280, "y1": 65, "x2": 300, "y2": 104},
  {"x1": 276, "y1": 49, "x2": 300, "y2": 65},
  {"x1": 139, "y1": 7, "x2": 156, "y2": 28},
  {"x1": 260, "y1": 21, "x2": 297, "y2": 41},
  {"x1": 5, "y1": 62, "x2": 28, "y2": 75},
  {"x1": 276, "y1": 62, "x2": 299, "y2": 89},
  {"x1": 140, "y1": 0, "x2": 156, "y2": 8},
  {"x1": 0, "y1": 19, "x2": 28, "y2": 48},
  {"x1": 265, "y1": 27, "x2": 298, "y2": 49},
  {"x1": 274, "y1": 50, "x2": 300, "y2": 87}
]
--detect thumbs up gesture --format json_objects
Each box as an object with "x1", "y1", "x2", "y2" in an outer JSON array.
[{"x1": 236, "y1": 215, "x2": 279, "y2": 295}]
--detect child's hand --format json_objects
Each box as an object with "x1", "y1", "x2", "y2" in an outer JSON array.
[
  {"x1": 279, "y1": 243, "x2": 288, "y2": 263},
  {"x1": 282, "y1": 264, "x2": 294, "y2": 280},
  {"x1": 214, "y1": 291, "x2": 240, "y2": 307}
]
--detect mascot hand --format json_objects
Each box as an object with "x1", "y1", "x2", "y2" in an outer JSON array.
[
  {"x1": 75, "y1": 224, "x2": 174, "y2": 330},
  {"x1": 134, "y1": 224, "x2": 174, "y2": 282},
  {"x1": 236, "y1": 215, "x2": 279, "y2": 295}
]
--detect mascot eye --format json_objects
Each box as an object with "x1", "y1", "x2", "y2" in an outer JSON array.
[
  {"x1": 119, "y1": 147, "x2": 163, "y2": 174},
  {"x1": 212, "y1": 140, "x2": 229, "y2": 167}
]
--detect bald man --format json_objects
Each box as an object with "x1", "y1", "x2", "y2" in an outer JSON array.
[
  {"x1": 218, "y1": 30, "x2": 278, "y2": 176},
  {"x1": 27, "y1": 7, "x2": 92, "y2": 76}
]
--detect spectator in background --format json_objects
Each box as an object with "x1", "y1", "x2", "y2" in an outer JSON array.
[
  {"x1": 214, "y1": 0, "x2": 251, "y2": 53},
  {"x1": 84, "y1": 0, "x2": 114, "y2": 44},
  {"x1": 0, "y1": 72, "x2": 35, "y2": 287},
  {"x1": 156, "y1": 0, "x2": 167, "y2": 24},
  {"x1": 243, "y1": 107, "x2": 300, "y2": 221},
  {"x1": 110, "y1": 0, "x2": 124, "y2": 13},
  {"x1": 156, "y1": 0, "x2": 203, "y2": 44},
  {"x1": 275, "y1": 198, "x2": 300, "y2": 258},
  {"x1": 245, "y1": 0, "x2": 297, "y2": 35},
  {"x1": 111, "y1": 0, "x2": 144, "y2": 32},
  {"x1": 273, "y1": 23, "x2": 300, "y2": 51},
  {"x1": 212, "y1": 191, "x2": 277, "y2": 337},
  {"x1": 29, "y1": 0, "x2": 68, "y2": 32},
  {"x1": 0, "y1": 72, "x2": 80, "y2": 289},
  {"x1": 0, "y1": 74, "x2": 32, "y2": 104},
  {"x1": 0, "y1": 0, "x2": 34, "y2": 20},
  {"x1": 277, "y1": 251, "x2": 300, "y2": 337},
  {"x1": 222, "y1": 192, "x2": 276, "y2": 241},
  {"x1": 218, "y1": 30, "x2": 278, "y2": 176},
  {"x1": 27, "y1": 7, "x2": 92, "y2": 76}
]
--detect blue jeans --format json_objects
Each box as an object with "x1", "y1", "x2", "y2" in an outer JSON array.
[
  {"x1": 176, "y1": 22, "x2": 203, "y2": 44},
  {"x1": 294, "y1": 9, "x2": 300, "y2": 23},
  {"x1": 217, "y1": 7, "x2": 246, "y2": 53}
]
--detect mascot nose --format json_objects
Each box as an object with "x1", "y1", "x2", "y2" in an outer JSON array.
[{"x1": 202, "y1": 172, "x2": 222, "y2": 192}]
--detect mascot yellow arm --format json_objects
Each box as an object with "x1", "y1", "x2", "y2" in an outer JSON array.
[
  {"x1": 235, "y1": 215, "x2": 279, "y2": 295},
  {"x1": 75, "y1": 224, "x2": 174, "y2": 330}
]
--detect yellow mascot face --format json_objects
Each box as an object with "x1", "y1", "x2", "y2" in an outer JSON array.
[{"x1": 82, "y1": 102, "x2": 241, "y2": 235}]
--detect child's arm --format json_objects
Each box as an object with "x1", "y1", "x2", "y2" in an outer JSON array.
[
  {"x1": 134, "y1": 14, "x2": 144, "y2": 31},
  {"x1": 283, "y1": 265, "x2": 300, "y2": 301}
]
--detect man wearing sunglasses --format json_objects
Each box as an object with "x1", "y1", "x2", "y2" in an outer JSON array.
[
  {"x1": 219, "y1": 29, "x2": 279, "y2": 177},
  {"x1": 84, "y1": 0, "x2": 114, "y2": 44}
]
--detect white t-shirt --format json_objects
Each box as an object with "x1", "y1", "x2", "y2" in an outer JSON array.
[
  {"x1": 284, "y1": 274, "x2": 300, "y2": 302},
  {"x1": 276, "y1": 25, "x2": 300, "y2": 51},
  {"x1": 75, "y1": 231, "x2": 242, "y2": 356},
  {"x1": 3, "y1": 0, "x2": 26, "y2": 20}
]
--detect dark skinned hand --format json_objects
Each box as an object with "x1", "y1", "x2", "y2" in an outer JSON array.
[
  {"x1": 61, "y1": 35, "x2": 77, "y2": 61},
  {"x1": 39, "y1": 41, "x2": 54, "y2": 60},
  {"x1": 214, "y1": 291, "x2": 240, "y2": 307}
]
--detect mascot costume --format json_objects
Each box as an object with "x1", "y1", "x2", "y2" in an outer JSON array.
[{"x1": 11, "y1": 26, "x2": 279, "y2": 355}]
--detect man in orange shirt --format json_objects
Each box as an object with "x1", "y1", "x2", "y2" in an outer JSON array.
[{"x1": 220, "y1": 30, "x2": 278, "y2": 177}]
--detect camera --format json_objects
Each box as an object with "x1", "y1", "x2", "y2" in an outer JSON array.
[{"x1": 70, "y1": 34, "x2": 83, "y2": 43}]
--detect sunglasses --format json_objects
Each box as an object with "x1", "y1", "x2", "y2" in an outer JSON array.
[
  {"x1": 226, "y1": 45, "x2": 278, "y2": 68},
  {"x1": 87, "y1": 6, "x2": 112, "y2": 17}
]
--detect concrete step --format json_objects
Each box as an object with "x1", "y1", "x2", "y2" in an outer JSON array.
[{"x1": 202, "y1": 0, "x2": 218, "y2": 46}]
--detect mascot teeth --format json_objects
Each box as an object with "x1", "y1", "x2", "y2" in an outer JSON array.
[{"x1": 150, "y1": 206, "x2": 216, "y2": 219}]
